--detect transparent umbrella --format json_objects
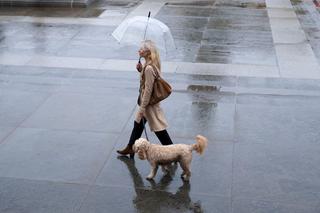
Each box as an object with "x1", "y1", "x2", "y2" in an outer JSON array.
[{"x1": 112, "y1": 13, "x2": 176, "y2": 59}]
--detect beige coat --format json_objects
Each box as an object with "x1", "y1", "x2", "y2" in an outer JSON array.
[{"x1": 135, "y1": 64, "x2": 168, "y2": 132}]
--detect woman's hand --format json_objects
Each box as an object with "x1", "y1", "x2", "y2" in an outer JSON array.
[
  {"x1": 136, "y1": 62, "x2": 142, "y2": 72},
  {"x1": 136, "y1": 107, "x2": 145, "y2": 123},
  {"x1": 137, "y1": 109, "x2": 145, "y2": 122}
]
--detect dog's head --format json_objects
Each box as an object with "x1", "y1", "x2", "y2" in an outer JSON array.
[{"x1": 132, "y1": 138, "x2": 150, "y2": 160}]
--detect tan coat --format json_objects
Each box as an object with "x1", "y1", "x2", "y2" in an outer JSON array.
[{"x1": 135, "y1": 64, "x2": 168, "y2": 132}]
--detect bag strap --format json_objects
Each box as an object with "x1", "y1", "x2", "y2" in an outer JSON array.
[{"x1": 142, "y1": 64, "x2": 160, "y2": 79}]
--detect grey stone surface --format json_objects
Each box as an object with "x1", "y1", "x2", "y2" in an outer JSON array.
[
  {"x1": 0, "y1": 128, "x2": 117, "y2": 184},
  {"x1": 156, "y1": 16, "x2": 209, "y2": 31},
  {"x1": 196, "y1": 44, "x2": 277, "y2": 65},
  {"x1": 79, "y1": 185, "x2": 230, "y2": 213},
  {"x1": 21, "y1": 90, "x2": 136, "y2": 132},
  {"x1": 157, "y1": 6, "x2": 214, "y2": 17},
  {"x1": 160, "y1": 92, "x2": 235, "y2": 141},
  {"x1": 0, "y1": 90, "x2": 50, "y2": 127},
  {"x1": 0, "y1": 0, "x2": 95, "y2": 7},
  {"x1": 233, "y1": 142, "x2": 320, "y2": 207},
  {"x1": 237, "y1": 76, "x2": 320, "y2": 91},
  {"x1": 232, "y1": 198, "x2": 320, "y2": 213},
  {"x1": 1, "y1": 1, "x2": 320, "y2": 212},
  {"x1": 0, "y1": 177, "x2": 89, "y2": 213},
  {"x1": 0, "y1": 126, "x2": 14, "y2": 143},
  {"x1": 235, "y1": 101, "x2": 320, "y2": 145}
]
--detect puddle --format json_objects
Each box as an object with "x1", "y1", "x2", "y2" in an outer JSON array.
[
  {"x1": 187, "y1": 84, "x2": 221, "y2": 92},
  {"x1": 239, "y1": 2, "x2": 266, "y2": 9},
  {"x1": 217, "y1": 2, "x2": 266, "y2": 9},
  {"x1": 295, "y1": 8, "x2": 307, "y2": 15},
  {"x1": 93, "y1": 0, "x2": 140, "y2": 8},
  {"x1": 291, "y1": 0, "x2": 303, "y2": 5},
  {"x1": 165, "y1": 1, "x2": 215, "y2": 7}
]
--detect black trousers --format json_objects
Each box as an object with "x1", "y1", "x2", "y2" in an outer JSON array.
[{"x1": 128, "y1": 118, "x2": 173, "y2": 146}]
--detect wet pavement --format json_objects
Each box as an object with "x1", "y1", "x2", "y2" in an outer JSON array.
[{"x1": 1, "y1": 0, "x2": 320, "y2": 212}]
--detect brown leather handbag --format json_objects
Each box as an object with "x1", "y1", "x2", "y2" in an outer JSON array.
[
  {"x1": 149, "y1": 68, "x2": 172, "y2": 105},
  {"x1": 138, "y1": 65, "x2": 172, "y2": 105}
]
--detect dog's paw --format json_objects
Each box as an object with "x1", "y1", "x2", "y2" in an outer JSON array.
[
  {"x1": 181, "y1": 174, "x2": 190, "y2": 182},
  {"x1": 146, "y1": 175, "x2": 154, "y2": 180}
]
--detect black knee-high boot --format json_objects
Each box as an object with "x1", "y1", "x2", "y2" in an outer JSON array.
[
  {"x1": 128, "y1": 119, "x2": 145, "y2": 146},
  {"x1": 155, "y1": 129, "x2": 173, "y2": 145},
  {"x1": 117, "y1": 118, "x2": 146, "y2": 157}
]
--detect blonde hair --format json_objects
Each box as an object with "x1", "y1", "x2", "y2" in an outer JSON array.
[{"x1": 141, "y1": 40, "x2": 161, "y2": 72}]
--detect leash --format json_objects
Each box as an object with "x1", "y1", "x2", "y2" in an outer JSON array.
[{"x1": 142, "y1": 118, "x2": 149, "y2": 141}]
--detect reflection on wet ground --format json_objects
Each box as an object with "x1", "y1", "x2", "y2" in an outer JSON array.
[
  {"x1": 117, "y1": 156, "x2": 203, "y2": 213},
  {"x1": 0, "y1": 0, "x2": 277, "y2": 65},
  {"x1": 0, "y1": 0, "x2": 140, "y2": 16},
  {"x1": 156, "y1": 0, "x2": 277, "y2": 65}
]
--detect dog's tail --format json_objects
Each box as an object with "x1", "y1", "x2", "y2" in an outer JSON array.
[{"x1": 191, "y1": 135, "x2": 208, "y2": 155}]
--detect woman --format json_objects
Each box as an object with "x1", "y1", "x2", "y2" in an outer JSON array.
[{"x1": 117, "y1": 40, "x2": 173, "y2": 158}]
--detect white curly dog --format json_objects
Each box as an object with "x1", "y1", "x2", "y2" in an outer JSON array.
[{"x1": 132, "y1": 135, "x2": 208, "y2": 181}]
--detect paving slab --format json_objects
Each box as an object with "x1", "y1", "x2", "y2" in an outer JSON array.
[
  {"x1": 267, "y1": 8, "x2": 297, "y2": 18},
  {"x1": 271, "y1": 28, "x2": 306, "y2": 43},
  {"x1": 232, "y1": 198, "x2": 320, "y2": 213},
  {"x1": 233, "y1": 142, "x2": 320, "y2": 207},
  {"x1": 0, "y1": 90, "x2": 50, "y2": 127},
  {"x1": 266, "y1": 0, "x2": 293, "y2": 8},
  {"x1": 21, "y1": 90, "x2": 136, "y2": 132},
  {"x1": 0, "y1": 177, "x2": 89, "y2": 213},
  {"x1": 0, "y1": 128, "x2": 117, "y2": 184},
  {"x1": 235, "y1": 101, "x2": 320, "y2": 145},
  {"x1": 275, "y1": 43, "x2": 320, "y2": 78}
]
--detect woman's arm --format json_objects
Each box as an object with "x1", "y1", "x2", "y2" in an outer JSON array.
[{"x1": 139, "y1": 65, "x2": 156, "y2": 113}]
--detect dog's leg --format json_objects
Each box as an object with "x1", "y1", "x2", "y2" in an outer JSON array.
[
  {"x1": 179, "y1": 159, "x2": 191, "y2": 181},
  {"x1": 161, "y1": 165, "x2": 170, "y2": 175},
  {"x1": 147, "y1": 163, "x2": 158, "y2": 180}
]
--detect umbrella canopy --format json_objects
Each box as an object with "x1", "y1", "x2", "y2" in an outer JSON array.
[{"x1": 112, "y1": 16, "x2": 176, "y2": 59}]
